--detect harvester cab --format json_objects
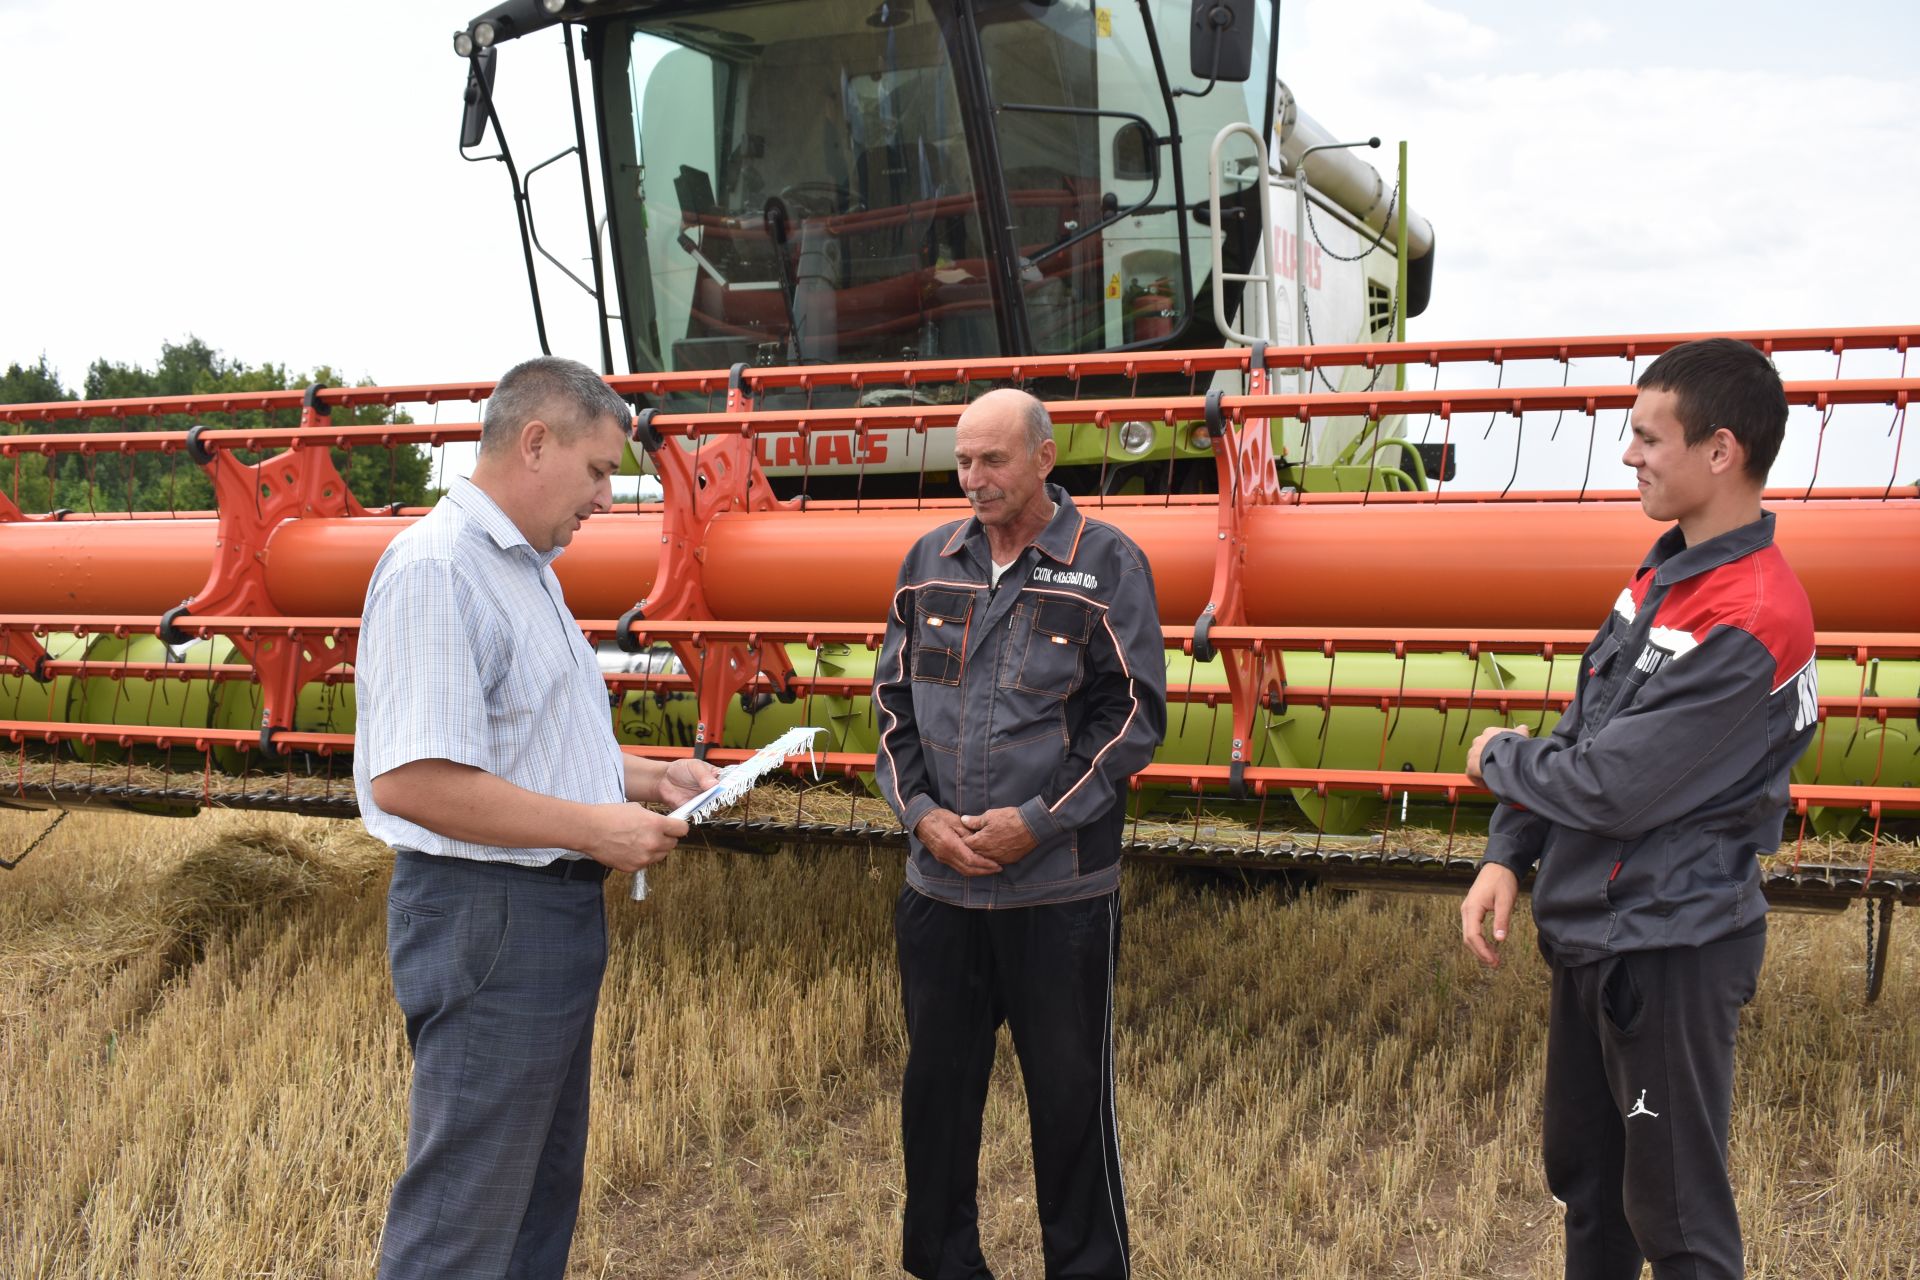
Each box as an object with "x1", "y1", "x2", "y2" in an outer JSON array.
[{"x1": 451, "y1": 0, "x2": 1437, "y2": 493}]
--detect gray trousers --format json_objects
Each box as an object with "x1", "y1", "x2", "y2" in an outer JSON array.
[{"x1": 379, "y1": 851, "x2": 608, "y2": 1280}]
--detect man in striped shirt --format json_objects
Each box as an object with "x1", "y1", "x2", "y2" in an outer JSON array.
[{"x1": 354, "y1": 356, "x2": 717, "y2": 1279}]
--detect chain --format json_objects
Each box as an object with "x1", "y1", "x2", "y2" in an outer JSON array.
[
  {"x1": 1304, "y1": 180, "x2": 1400, "y2": 262},
  {"x1": 1301, "y1": 286, "x2": 1396, "y2": 393},
  {"x1": 1, "y1": 809, "x2": 68, "y2": 871},
  {"x1": 1293, "y1": 177, "x2": 1403, "y2": 392}
]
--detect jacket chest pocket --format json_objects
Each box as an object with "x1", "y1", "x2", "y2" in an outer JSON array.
[
  {"x1": 913, "y1": 589, "x2": 974, "y2": 686},
  {"x1": 1583, "y1": 633, "x2": 1627, "y2": 729},
  {"x1": 1004, "y1": 596, "x2": 1094, "y2": 699}
]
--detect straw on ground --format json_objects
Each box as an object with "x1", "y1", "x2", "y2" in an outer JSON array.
[{"x1": 2, "y1": 808, "x2": 1914, "y2": 1278}]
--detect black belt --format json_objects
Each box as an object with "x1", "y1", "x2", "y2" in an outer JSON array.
[{"x1": 396, "y1": 848, "x2": 610, "y2": 883}]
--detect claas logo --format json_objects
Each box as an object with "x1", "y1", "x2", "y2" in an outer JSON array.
[{"x1": 754, "y1": 431, "x2": 890, "y2": 468}]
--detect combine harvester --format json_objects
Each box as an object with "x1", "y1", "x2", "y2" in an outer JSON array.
[{"x1": 3, "y1": 0, "x2": 1917, "y2": 994}]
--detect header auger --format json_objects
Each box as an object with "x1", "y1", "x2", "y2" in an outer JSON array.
[{"x1": 4, "y1": 329, "x2": 1919, "y2": 1001}]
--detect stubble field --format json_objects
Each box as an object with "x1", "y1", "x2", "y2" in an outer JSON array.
[{"x1": 1, "y1": 807, "x2": 1915, "y2": 1278}]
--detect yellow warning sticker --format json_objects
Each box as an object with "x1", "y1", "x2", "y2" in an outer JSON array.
[
  {"x1": 1106, "y1": 272, "x2": 1121, "y2": 300},
  {"x1": 1096, "y1": 8, "x2": 1112, "y2": 37}
]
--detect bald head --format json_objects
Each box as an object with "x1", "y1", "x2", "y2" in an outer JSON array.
[
  {"x1": 965, "y1": 387, "x2": 1052, "y2": 454},
  {"x1": 954, "y1": 388, "x2": 1056, "y2": 538}
]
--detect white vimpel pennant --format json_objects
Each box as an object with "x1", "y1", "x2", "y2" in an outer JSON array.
[{"x1": 632, "y1": 726, "x2": 825, "y2": 901}]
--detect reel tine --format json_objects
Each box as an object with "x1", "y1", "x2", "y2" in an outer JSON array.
[
  {"x1": 1317, "y1": 649, "x2": 1338, "y2": 745},
  {"x1": 1615, "y1": 353, "x2": 1638, "y2": 441},
  {"x1": 1549, "y1": 355, "x2": 1573, "y2": 443},
  {"x1": 1454, "y1": 652, "x2": 1482, "y2": 746},
  {"x1": 1480, "y1": 359, "x2": 1505, "y2": 441},
  {"x1": 1883, "y1": 399, "x2": 1907, "y2": 503},
  {"x1": 913, "y1": 412, "x2": 929, "y2": 511},
  {"x1": 1575, "y1": 394, "x2": 1598, "y2": 503},
  {"x1": 1373, "y1": 678, "x2": 1392, "y2": 772},
  {"x1": 1386, "y1": 647, "x2": 1410, "y2": 741},
  {"x1": 1415, "y1": 358, "x2": 1442, "y2": 455},
  {"x1": 1375, "y1": 772, "x2": 1399, "y2": 857},
  {"x1": 799, "y1": 380, "x2": 816, "y2": 504},
  {"x1": 1176, "y1": 650, "x2": 1198, "y2": 737}
]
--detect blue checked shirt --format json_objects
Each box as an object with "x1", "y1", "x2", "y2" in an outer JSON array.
[{"x1": 352, "y1": 478, "x2": 625, "y2": 865}]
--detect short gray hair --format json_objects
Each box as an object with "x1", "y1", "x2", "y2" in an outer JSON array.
[
  {"x1": 1017, "y1": 392, "x2": 1052, "y2": 453},
  {"x1": 971, "y1": 386, "x2": 1052, "y2": 453},
  {"x1": 481, "y1": 356, "x2": 633, "y2": 456}
]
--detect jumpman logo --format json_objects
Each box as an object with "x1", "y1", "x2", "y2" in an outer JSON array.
[{"x1": 1627, "y1": 1089, "x2": 1659, "y2": 1119}]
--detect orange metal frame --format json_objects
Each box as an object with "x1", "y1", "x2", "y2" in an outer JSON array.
[
  {"x1": 8, "y1": 324, "x2": 1908, "y2": 427},
  {"x1": 6, "y1": 376, "x2": 1913, "y2": 459},
  {"x1": 3, "y1": 332, "x2": 1914, "y2": 831},
  {"x1": 153, "y1": 391, "x2": 366, "y2": 753},
  {"x1": 618, "y1": 371, "x2": 800, "y2": 756},
  {"x1": 1193, "y1": 347, "x2": 1287, "y2": 792}
]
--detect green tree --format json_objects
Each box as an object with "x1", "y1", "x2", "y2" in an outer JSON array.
[
  {"x1": 0, "y1": 356, "x2": 76, "y2": 512},
  {"x1": 0, "y1": 355, "x2": 68, "y2": 404},
  {"x1": 1, "y1": 338, "x2": 434, "y2": 515}
]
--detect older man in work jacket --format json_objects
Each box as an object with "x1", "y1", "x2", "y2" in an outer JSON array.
[{"x1": 874, "y1": 387, "x2": 1168, "y2": 1280}]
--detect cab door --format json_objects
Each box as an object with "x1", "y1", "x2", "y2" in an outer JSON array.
[{"x1": 969, "y1": 0, "x2": 1188, "y2": 352}]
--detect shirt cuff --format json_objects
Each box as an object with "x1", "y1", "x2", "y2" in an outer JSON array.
[
  {"x1": 1017, "y1": 795, "x2": 1060, "y2": 843},
  {"x1": 1481, "y1": 835, "x2": 1540, "y2": 874},
  {"x1": 900, "y1": 792, "x2": 939, "y2": 836}
]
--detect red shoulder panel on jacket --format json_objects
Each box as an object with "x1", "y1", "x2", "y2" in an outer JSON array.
[{"x1": 1651, "y1": 545, "x2": 1815, "y2": 690}]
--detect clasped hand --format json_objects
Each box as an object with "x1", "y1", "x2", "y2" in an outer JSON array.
[{"x1": 914, "y1": 805, "x2": 1037, "y2": 877}]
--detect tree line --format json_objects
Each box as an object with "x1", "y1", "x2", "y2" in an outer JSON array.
[{"x1": 1, "y1": 338, "x2": 436, "y2": 513}]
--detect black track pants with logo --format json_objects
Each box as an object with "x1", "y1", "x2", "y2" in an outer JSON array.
[
  {"x1": 895, "y1": 885, "x2": 1129, "y2": 1280},
  {"x1": 1543, "y1": 927, "x2": 1766, "y2": 1280}
]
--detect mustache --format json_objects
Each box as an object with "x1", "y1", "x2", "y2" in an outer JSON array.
[{"x1": 966, "y1": 488, "x2": 1006, "y2": 503}]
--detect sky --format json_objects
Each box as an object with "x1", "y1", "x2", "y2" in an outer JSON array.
[{"x1": 2, "y1": 0, "x2": 1914, "y2": 491}]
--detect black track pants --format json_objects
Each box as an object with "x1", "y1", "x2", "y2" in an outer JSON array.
[
  {"x1": 895, "y1": 885, "x2": 1129, "y2": 1280},
  {"x1": 1543, "y1": 928, "x2": 1766, "y2": 1280}
]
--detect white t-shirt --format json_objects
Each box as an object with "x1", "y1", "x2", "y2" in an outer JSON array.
[{"x1": 988, "y1": 503, "x2": 1052, "y2": 587}]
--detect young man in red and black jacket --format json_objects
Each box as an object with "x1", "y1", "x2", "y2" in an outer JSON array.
[{"x1": 1461, "y1": 338, "x2": 1817, "y2": 1280}]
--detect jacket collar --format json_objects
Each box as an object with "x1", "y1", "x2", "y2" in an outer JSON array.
[
  {"x1": 445, "y1": 477, "x2": 560, "y2": 566},
  {"x1": 1645, "y1": 510, "x2": 1774, "y2": 586},
  {"x1": 939, "y1": 483, "x2": 1086, "y2": 567}
]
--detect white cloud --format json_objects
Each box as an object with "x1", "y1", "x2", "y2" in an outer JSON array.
[
  {"x1": 1560, "y1": 18, "x2": 1611, "y2": 47},
  {"x1": 1279, "y1": 0, "x2": 1919, "y2": 489},
  {"x1": 0, "y1": 0, "x2": 595, "y2": 391},
  {"x1": 2, "y1": 0, "x2": 1913, "y2": 495},
  {"x1": 1284, "y1": 1, "x2": 1919, "y2": 337},
  {"x1": 1297, "y1": 0, "x2": 1502, "y2": 66},
  {"x1": 1394, "y1": 64, "x2": 1914, "y2": 337}
]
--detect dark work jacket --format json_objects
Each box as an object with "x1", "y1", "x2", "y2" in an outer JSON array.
[
  {"x1": 873, "y1": 486, "x2": 1168, "y2": 908},
  {"x1": 1480, "y1": 512, "x2": 1817, "y2": 967}
]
